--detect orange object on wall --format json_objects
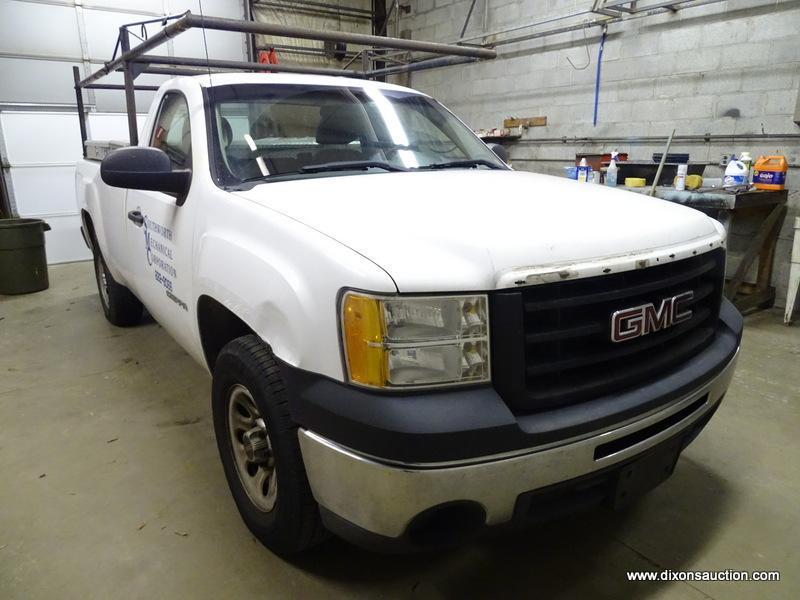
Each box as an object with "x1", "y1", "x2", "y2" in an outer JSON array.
[{"x1": 258, "y1": 49, "x2": 279, "y2": 65}]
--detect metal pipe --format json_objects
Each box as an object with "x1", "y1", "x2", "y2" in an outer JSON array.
[
  {"x1": 254, "y1": 0, "x2": 373, "y2": 20},
  {"x1": 340, "y1": 49, "x2": 366, "y2": 72},
  {"x1": 376, "y1": 53, "x2": 410, "y2": 66},
  {"x1": 118, "y1": 11, "x2": 189, "y2": 30},
  {"x1": 512, "y1": 157, "x2": 800, "y2": 167},
  {"x1": 138, "y1": 55, "x2": 366, "y2": 78},
  {"x1": 371, "y1": 0, "x2": 389, "y2": 77},
  {"x1": 460, "y1": 0, "x2": 479, "y2": 38},
  {"x1": 599, "y1": 0, "x2": 637, "y2": 12},
  {"x1": 361, "y1": 50, "x2": 370, "y2": 77},
  {"x1": 513, "y1": 133, "x2": 800, "y2": 143},
  {"x1": 72, "y1": 66, "x2": 88, "y2": 158},
  {"x1": 184, "y1": 13, "x2": 497, "y2": 58},
  {"x1": 256, "y1": 43, "x2": 360, "y2": 59},
  {"x1": 649, "y1": 129, "x2": 675, "y2": 196},
  {"x1": 459, "y1": 9, "x2": 595, "y2": 43},
  {"x1": 84, "y1": 84, "x2": 160, "y2": 91},
  {"x1": 638, "y1": 0, "x2": 729, "y2": 13},
  {"x1": 378, "y1": 0, "x2": 396, "y2": 36},
  {"x1": 491, "y1": 16, "x2": 618, "y2": 47},
  {"x1": 460, "y1": 0, "x2": 728, "y2": 47},
  {"x1": 119, "y1": 29, "x2": 139, "y2": 146},
  {"x1": 78, "y1": 11, "x2": 494, "y2": 91},
  {"x1": 78, "y1": 15, "x2": 192, "y2": 87},
  {"x1": 254, "y1": 0, "x2": 373, "y2": 16},
  {"x1": 603, "y1": 0, "x2": 704, "y2": 13},
  {"x1": 369, "y1": 55, "x2": 477, "y2": 77},
  {"x1": 142, "y1": 66, "x2": 226, "y2": 77},
  {"x1": 244, "y1": 0, "x2": 257, "y2": 62}
]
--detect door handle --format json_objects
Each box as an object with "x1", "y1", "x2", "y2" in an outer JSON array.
[{"x1": 127, "y1": 210, "x2": 144, "y2": 227}]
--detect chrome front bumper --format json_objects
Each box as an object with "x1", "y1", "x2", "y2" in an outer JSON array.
[{"x1": 298, "y1": 350, "x2": 738, "y2": 540}]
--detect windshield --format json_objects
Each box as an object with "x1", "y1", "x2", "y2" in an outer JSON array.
[{"x1": 207, "y1": 84, "x2": 507, "y2": 187}]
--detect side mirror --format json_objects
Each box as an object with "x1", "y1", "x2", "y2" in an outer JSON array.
[
  {"x1": 487, "y1": 143, "x2": 509, "y2": 164},
  {"x1": 101, "y1": 147, "x2": 191, "y2": 204}
]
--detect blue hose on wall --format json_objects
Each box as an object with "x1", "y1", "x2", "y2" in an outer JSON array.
[{"x1": 593, "y1": 28, "x2": 607, "y2": 127}]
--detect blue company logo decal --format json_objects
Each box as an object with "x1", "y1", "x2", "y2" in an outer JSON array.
[
  {"x1": 139, "y1": 213, "x2": 185, "y2": 310},
  {"x1": 143, "y1": 217, "x2": 154, "y2": 266}
]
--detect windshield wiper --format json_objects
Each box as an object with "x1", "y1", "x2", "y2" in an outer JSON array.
[
  {"x1": 238, "y1": 160, "x2": 407, "y2": 186},
  {"x1": 415, "y1": 159, "x2": 502, "y2": 170},
  {"x1": 299, "y1": 161, "x2": 409, "y2": 174},
  {"x1": 361, "y1": 141, "x2": 420, "y2": 152}
]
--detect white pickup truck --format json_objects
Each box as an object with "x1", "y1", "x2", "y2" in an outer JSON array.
[{"x1": 77, "y1": 72, "x2": 742, "y2": 555}]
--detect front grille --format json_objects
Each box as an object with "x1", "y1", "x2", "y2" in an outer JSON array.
[{"x1": 490, "y1": 249, "x2": 725, "y2": 413}]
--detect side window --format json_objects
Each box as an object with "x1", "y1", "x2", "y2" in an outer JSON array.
[{"x1": 150, "y1": 93, "x2": 191, "y2": 169}]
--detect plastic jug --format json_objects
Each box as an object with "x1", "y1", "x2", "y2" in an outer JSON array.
[
  {"x1": 753, "y1": 156, "x2": 787, "y2": 191},
  {"x1": 723, "y1": 156, "x2": 748, "y2": 188}
]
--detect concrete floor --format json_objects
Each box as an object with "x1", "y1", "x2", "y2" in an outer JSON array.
[{"x1": 1, "y1": 262, "x2": 798, "y2": 600}]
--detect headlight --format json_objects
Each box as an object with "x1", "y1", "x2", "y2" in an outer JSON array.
[{"x1": 340, "y1": 292, "x2": 490, "y2": 389}]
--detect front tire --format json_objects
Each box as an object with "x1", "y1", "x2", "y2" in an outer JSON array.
[
  {"x1": 92, "y1": 247, "x2": 143, "y2": 327},
  {"x1": 212, "y1": 335, "x2": 327, "y2": 555}
]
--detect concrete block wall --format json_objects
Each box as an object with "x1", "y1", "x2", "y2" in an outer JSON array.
[{"x1": 399, "y1": 0, "x2": 800, "y2": 308}]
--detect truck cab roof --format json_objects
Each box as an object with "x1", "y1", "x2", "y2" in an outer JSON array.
[{"x1": 186, "y1": 72, "x2": 426, "y2": 96}]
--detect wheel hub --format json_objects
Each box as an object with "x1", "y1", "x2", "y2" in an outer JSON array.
[
  {"x1": 227, "y1": 385, "x2": 278, "y2": 512},
  {"x1": 242, "y1": 419, "x2": 271, "y2": 463}
]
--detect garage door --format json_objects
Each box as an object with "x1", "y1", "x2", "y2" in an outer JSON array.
[
  {"x1": 0, "y1": 0, "x2": 246, "y2": 264},
  {"x1": 0, "y1": 111, "x2": 146, "y2": 263}
]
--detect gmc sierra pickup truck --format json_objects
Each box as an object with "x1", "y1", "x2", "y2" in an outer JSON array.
[{"x1": 77, "y1": 73, "x2": 742, "y2": 555}]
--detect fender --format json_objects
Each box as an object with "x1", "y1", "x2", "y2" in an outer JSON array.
[
  {"x1": 195, "y1": 233, "x2": 303, "y2": 368},
  {"x1": 193, "y1": 196, "x2": 396, "y2": 381}
]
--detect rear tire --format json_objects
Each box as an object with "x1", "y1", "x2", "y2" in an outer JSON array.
[
  {"x1": 92, "y1": 247, "x2": 143, "y2": 327},
  {"x1": 212, "y1": 335, "x2": 328, "y2": 555}
]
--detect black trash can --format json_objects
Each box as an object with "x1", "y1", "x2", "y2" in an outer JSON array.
[{"x1": 0, "y1": 218, "x2": 51, "y2": 295}]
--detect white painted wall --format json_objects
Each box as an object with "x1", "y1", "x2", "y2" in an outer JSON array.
[{"x1": 0, "y1": 0, "x2": 247, "y2": 264}]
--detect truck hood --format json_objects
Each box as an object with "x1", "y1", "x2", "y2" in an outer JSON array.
[{"x1": 234, "y1": 170, "x2": 724, "y2": 292}]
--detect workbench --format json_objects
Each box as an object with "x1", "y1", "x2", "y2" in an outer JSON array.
[{"x1": 624, "y1": 186, "x2": 788, "y2": 313}]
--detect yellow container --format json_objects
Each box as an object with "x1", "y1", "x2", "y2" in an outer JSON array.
[
  {"x1": 753, "y1": 156, "x2": 787, "y2": 191},
  {"x1": 625, "y1": 177, "x2": 646, "y2": 187},
  {"x1": 673, "y1": 174, "x2": 703, "y2": 190}
]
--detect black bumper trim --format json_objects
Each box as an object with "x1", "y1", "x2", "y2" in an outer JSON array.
[{"x1": 281, "y1": 298, "x2": 742, "y2": 464}]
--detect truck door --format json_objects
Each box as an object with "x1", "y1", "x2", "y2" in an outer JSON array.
[{"x1": 124, "y1": 91, "x2": 196, "y2": 349}]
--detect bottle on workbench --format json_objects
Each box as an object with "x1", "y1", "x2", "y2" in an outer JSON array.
[
  {"x1": 605, "y1": 152, "x2": 619, "y2": 187},
  {"x1": 740, "y1": 151, "x2": 753, "y2": 183},
  {"x1": 753, "y1": 156, "x2": 788, "y2": 191},
  {"x1": 577, "y1": 157, "x2": 591, "y2": 183},
  {"x1": 675, "y1": 164, "x2": 688, "y2": 191}
]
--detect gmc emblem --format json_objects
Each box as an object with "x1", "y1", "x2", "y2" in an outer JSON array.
[{"x1": 611, "y1": 291, "x2": 694, "y2": 343}]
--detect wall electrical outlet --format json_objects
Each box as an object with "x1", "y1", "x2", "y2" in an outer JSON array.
[{"x1": 719, "y1": 154, "x2": 731, "y2": 167}]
